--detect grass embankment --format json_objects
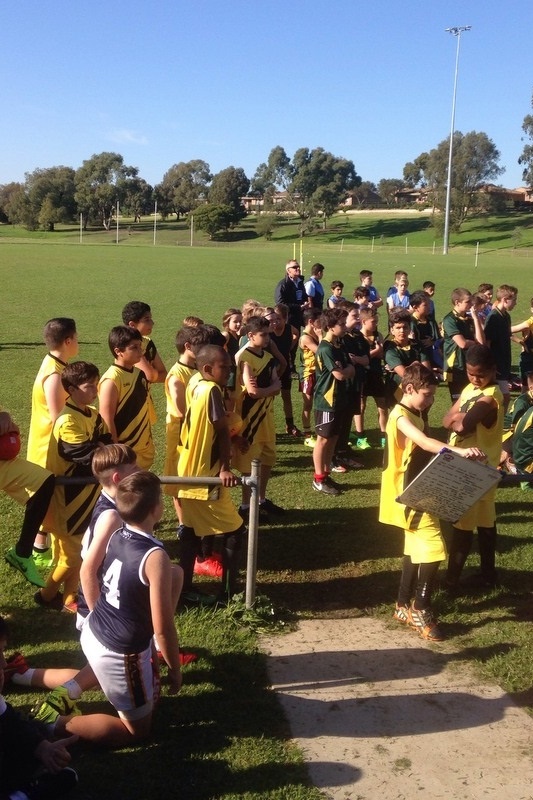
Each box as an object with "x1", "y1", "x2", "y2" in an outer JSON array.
[{"x1": 1, "y1": 223, "x2": 533, "y2": 798}]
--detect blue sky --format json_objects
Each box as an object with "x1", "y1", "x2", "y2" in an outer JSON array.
[{"x1": 2, "y1": 0, "x2": 532, "y2": 190}]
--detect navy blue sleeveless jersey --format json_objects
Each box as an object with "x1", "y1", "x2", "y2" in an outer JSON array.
[
  {"x1": 77, "y1": 491, "x2": 117, "y2": 620},
  {"x1": 88, "y1": 526, "x2": 164, "y2": 654}
]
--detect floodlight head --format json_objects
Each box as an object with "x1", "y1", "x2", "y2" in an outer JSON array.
[{"x1": 445, "y1": 25, "x2": 472, "y2": 35}]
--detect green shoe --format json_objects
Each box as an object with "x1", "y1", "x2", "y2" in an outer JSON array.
[
  {"x1": 5, "y1": 548, "x2": 46, "y2": 588},
  {"x1": 32, "y1": 548, "x2": 54, "y2": 569},
  {"x1": 355, "y1": 437, "x2": 371, "y2": 450},
  {"x1": 32, "y1": 686, "x2": 82, "y2": 724}
]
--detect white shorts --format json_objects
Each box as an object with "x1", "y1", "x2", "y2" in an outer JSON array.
[{"x1": 81, "y1": 621, "x2": 153, "y2": 721}]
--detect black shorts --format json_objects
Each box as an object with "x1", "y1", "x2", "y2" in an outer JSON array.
[
  {"x1": 315, "y1": 409, "x2": 343, "y2": 439},
  {"x1": 363, "y1": 371, "x2": 385, "y2": 399}
]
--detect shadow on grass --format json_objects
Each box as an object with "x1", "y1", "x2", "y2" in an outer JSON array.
[{"x1": 68, "y1": 647, "x2": 323, "y2": 800}]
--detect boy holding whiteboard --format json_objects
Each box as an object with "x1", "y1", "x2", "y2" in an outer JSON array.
[{"x1": 379, "y1": 363, "x2": 484, "y2": 641}]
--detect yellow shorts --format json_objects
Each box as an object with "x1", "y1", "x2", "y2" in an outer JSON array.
[
  {"x1": 51, "y1": 532, "x2": 83, "y2": 570},
  {"x1": 180, "y1": 488, "x2": 242, "y2": 535},
  {"x1": 0, "y1": 457, "x2": 51, "y2": 505},
  {"x1": 232, "y1": 439, "x2": 276, "y2": 474},
  {"x1": 163, "y1": 419, "x2": 181, "y2": 498},
  {"x1": 403, "y1": 517, "x2": 446, "y2": 564},
  {"x1": 454, "y1": 487, "x2": 496, "y2": 530}
]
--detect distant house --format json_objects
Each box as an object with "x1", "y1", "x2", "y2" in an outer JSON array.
[{"x1": 478, "y1": 184, "x2": 533, "y2": 209}]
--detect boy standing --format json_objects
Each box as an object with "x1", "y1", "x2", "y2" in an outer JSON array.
[
  {"x1": 234, "y1": 316, "x2": 283, "y2": 520},
  {"x1": 443, "y1": 345, "x2": 504, "y2": 590},
  {"x1": 484, "y1": 284, "x2": 517, "y2": 405},
  {"x1": 178, "y1": 345, "x2": 247, "y2": 600},
  {"x1": 121, "y1": 300, "x2": 167, "y2": 385},
  {"x1": 312, "y1": 308, "x2": 355, "y2": 495},
  {"x1": 35, "y1": 362, "x2": 110, "y2": 612},
  {"x1": 328, "y1": 281, "x2": 346, "y2": 308},
  {"x1": 298, "y1": 308, "x2": 322, "y2": 446},
  {"x1": 122, "y1": 300, "x2": 167, "y2": 425},
  {"x1": 442, "y1": 288, "x2": 485, "y2": 402},
  {"x1": 27, "y1": 317, "x2": 79, "y2": 565},
  {"x1": 98, "y1": 326, "x2": 154, "y2": 469},
  {"x1": 358, "y1": 308, "x2": 388, "y2": 448},
  {"x1": 380, "y1": 364, "x2": 484, "y2": 641},
  {"x1": 383, "y1": 308, "x2": 430, "y2": 409},
  {"x1": 359, "y1": 269, "x2": 383, "y2": 309}
]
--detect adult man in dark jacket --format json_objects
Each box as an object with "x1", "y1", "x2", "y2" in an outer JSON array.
[{"x1": 274, "y1": 260, "x2": 310, "y2": 330}]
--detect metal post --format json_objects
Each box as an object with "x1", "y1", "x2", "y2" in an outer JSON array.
[
  {"x1": 443, "y1": 25, "x2": 471, "y2": 255},
  {"x1": 245, "y1": 458, "x2": 261, "y2": 609}
]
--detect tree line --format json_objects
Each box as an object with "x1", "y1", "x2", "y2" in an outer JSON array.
[{"x1": 2, "y1": 100, "x2": 533, "y2": 238}]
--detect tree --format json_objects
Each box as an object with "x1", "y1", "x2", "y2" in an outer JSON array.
[
  {"x1": 155, "y1": 160, "x2": 211, "y2": 219},
  {"x1": 121, "y1": 177, "x2": 153, "y2": 222},
  {"x1": 377, "y1": 178, "x2": 405, "y2": 207},
  {"x1": 252, "y1": 146, "x2": 360, "y2": 232},
  {"x1": 209, "y1": 167, "x2": 249, "y2": 218},
  {"x1": 349, "y1": 181, "x2": 379, "y2": 209},
  {"x1": 0, "y1": 182, "x2": 32, "y2": 227},
  {"x1": 74, "y1": 152, "x2": 139, "y2": 229},
  {"x1": 519, "y1": 92, "x2": 533, "y2": 188},
  {"x1": 25, "y1": 166, "x2": 77, "y2": 231},
  {"x1": 190, "y1": 203, "x2": 239, "y2": 239},
  {"x1": 403, "y1": 131, "x2": 504, "y2": 232}
]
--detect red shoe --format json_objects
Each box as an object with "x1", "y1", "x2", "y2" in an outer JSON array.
[
  {"x1": 194, "y1": 556, "x2": 223, "y2": 578},
  {"x1": 4, "y1": 652, "x2": 30, "y2": 682},
  {"x1": 156, "y1": 650, "x2": 198, "y2": 666}
]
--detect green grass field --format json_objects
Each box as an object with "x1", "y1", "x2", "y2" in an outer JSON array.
[{"x1": 2, "y1": 212, "x2": 533, "y2": 799}]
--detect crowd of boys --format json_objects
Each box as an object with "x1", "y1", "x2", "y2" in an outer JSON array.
[{"x1": 1, "y1": 267, "x2": 531, "y2": 796}]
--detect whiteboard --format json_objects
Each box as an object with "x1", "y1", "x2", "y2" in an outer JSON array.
[{"x1": 396, "y1": 448, "x2": 502, "y2": 523}]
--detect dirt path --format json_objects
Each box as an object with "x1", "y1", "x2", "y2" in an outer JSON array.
[{"x1": 262, "y1": 617, "x2": 533, "y2": 799}]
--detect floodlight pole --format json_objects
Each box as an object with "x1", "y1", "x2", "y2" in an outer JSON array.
[{"x1": 443, "y1": 25, "x2": 471, "y2": 256}]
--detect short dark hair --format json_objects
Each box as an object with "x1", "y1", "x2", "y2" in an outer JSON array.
[
  {"x1": 451, "y1": 287, "x2": 471, "y2": 304},
  {"x1": 401, "y1": 363, "x2": 438, "y2": 391},
  {"x1": 116, "y1": 471, "x2": 161, "y2": 525},
  {"x1": 44, "y1": 318, "x2": 76, "y2": 348},
  {"x1": 321, "y1": 308, "x2": 347, "y2": 332},
  {"x1": 92, "y1": 443, "x2": 137, "y2": 480},
  {"x1": 354, "y1": 285, "x2": 370, "y2": 300},
  {"x1": 465, "y1": 344, "x2": 496, "y2": 371},
  {"x1": 196, "y1": 344, "x2": 228, "y2": 373},
  {"x1": 422, "y1": 281, "x2": 435, "y2": 291},
  {"x1": 108, "y1": 325, "x2": 142, "y2": 356},
  {"x1": 303, "y1": 307, "x2": 322, "y2": 324},
  {"x1": 388, "y1": 308, "x2": 411, "y2": 327},
  {"x1": 409, "y1": 290, "x2": 430, "y2": 309},
  {"x1": 311, "y1": 262, "x2": 325, "y2": 276},
  {"x1": 359, "y1": 269, "x2": 373, "y2": 279},
  {"x1": 330, "y1": 280, "x2": 344, "y2": 290},
  {"x1": 122, "y1": 301, "x2": 151, "y2": 325},
  {"x1": 246, "y1": 315, "x2": 270, "y2": 335},
  {"x1": 61, "y1": 361, "x2": 99, "y2": 392},
  {"x1": 200, "y1": 324, "x2": 226, "y2": 347}
]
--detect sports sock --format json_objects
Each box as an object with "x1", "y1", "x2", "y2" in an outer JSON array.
[
  {"x1": 446, "y1": 527, "x2": 474, "y2": 585},
  {"x1": 63, "y1": 679, "x2": 82, "y2": 700},
  {"x1": 397, "y1": 555, "x2": 418, "y2": 607},
  {"x1": 11, "y1": 669, "x2": 35, "y2": 687},
  {"x1": 413, "y1": 562, "x2": 440, "y2": 610},
  {"x1": 18, "y1": 475, "x2": 55, "y2": 558},
  {"x1": 314, "y1": 473, "x2": 326, "y2": 482}
]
